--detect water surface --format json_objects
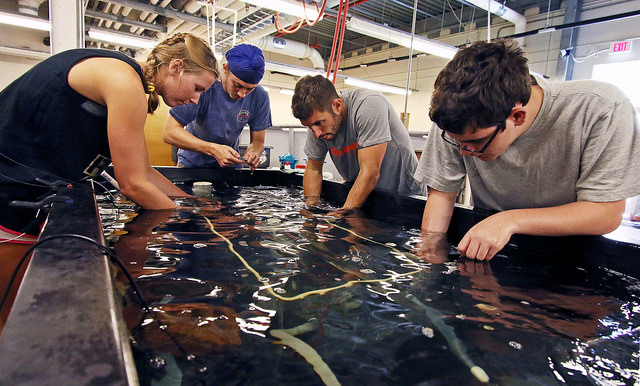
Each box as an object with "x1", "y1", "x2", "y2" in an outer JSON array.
[{"x1": 100, "y1": 184, "x2": 640, "y2": 385}]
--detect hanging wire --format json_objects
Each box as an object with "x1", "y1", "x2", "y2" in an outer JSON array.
[
  {"x1": 486, "y1": 0, "x2": 491, "y2": 42},
  {"x1": 466, "y1": 7, "x2": 476, "y2": 45},
  {"x1": 445, "y1": 0, "x2": 466, "y2": 30}
]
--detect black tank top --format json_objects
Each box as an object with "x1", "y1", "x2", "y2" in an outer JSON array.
[{"x1": 0, "y1": 49, "x2": 147, "y2": 235}]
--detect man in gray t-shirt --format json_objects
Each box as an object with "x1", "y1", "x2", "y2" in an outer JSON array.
[
  {"x1": 291, "y1": 75, "x2": 422, "y2": 211},
  {"x1": 415, "y1": 38, "x2": 640, "y2": 261}
]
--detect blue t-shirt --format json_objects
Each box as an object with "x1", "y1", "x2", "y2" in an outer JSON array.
[{"x1": 169, "y1": 80, "x2": 272, "y2": 167}]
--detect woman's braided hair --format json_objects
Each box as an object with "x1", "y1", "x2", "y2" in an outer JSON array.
[{"x1": 144, "y1": 33, "x2": 219, "y2": 113}]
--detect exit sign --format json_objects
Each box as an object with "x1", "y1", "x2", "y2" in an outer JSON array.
[{"x1": 610, "y1": 40, "x2": 632, "y2": 54}]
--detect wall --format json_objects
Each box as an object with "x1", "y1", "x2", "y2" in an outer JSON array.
[
  {"x1": 144, "y1": 101, "x2": 174, "y2": 166},
  {"x1": 569, "y1": 1, "x2": 640, "y2": 81}
]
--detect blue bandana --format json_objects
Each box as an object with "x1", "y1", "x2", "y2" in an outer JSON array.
[{"x1": 225, "y1": 44, "x2": 265, "y2": 84}]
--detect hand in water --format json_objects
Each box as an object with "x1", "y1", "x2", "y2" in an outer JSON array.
[{"x1": 414, "y1": 232, "x2": 451, "y2": 264}]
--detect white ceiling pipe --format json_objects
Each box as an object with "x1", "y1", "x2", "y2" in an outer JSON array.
[
  {"x1": 18, "y1": 0, "x2": 45, "y2": 16},
  {"x1": 464, "y1": 0, "x2": 526, "y2": 35},
  {"x1": 252, "y1": 35, "x2": 325, "y2": 70}
]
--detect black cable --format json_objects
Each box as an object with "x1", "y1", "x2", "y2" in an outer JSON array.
[
  {"x1": 0, "y1": 170, "x2": 50, "y2": 188},
  {"x1": 0, "y1": 233, "x2": 150, "y2": 313},
  {"x1": 91, "y1": 179, "x2": 120, "y2": 227},
  {"x1": 0, "y1": 150, "x2": 72, "y2": 187}
]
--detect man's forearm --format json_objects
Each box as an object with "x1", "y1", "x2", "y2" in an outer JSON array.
[
  {"x1": 246, "y1": 136, "x2": 265, "y2": 155},
  {"x1": 342, "y1": 168, "x2": 379, "y2": 209},
  {"x1": 500, "y1": 200, "x2": 625, "y2": 237},
  {"x1": 163, "y1": 126, "x2": 212, "y2": 153},
  {"x1": 421, "y1": 189, "x2": 457, "y2": 233},
  {"x1": 303, "y1": 169, "x2": 323, "y2": 198}
]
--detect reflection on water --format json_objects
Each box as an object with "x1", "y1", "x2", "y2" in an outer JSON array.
[{"x1": 100, "y1": 185, "x2": 640, "y2": 385}]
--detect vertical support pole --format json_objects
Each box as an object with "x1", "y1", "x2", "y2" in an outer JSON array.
[
  {"x1": 554, "y1": 0, "x2": 581, "y2": 81},
  {"x1": 288, "y1": 127, "x2": 295, "y2": 157},
  {"x1": 49, "y1": 0, "x2": 84, "y2": 54}
]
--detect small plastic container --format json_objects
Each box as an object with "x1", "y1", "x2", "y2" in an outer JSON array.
[{"x1": 192, "y1": 181, "x2": 212, "y2": 197}]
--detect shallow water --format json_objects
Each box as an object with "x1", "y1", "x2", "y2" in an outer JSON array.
[{"x1": 100, "y1": 184, "x2": 640, "y2": 385}]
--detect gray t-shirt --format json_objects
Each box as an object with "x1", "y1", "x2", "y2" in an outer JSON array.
[
  {"x1": 415, "y1": 74, "x2": 640, "y2": 211},
  {"x1": 305, "y1": 89, "x2": 423, "y2": 196}
]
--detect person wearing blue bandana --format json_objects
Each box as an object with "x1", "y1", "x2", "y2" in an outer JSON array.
[{"x1": 163, "y1": 44, "x2": 272, "y2": 169}]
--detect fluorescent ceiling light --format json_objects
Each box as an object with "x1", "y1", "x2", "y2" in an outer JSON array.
[
  {"x1": 346, "y1": 16, "x2": 458, "y2": 60},
  {"x1": 0, "y1": 45, "x2": 50, "y2": 60},
  {"x1": 241, "y1": 0, "x2": 320, "y2": 20},
  {"x1": 88, "y1": 29, "x2": 157, "y2": 49},
  {"x1": 344, "y1": 77, "x2": 412, "y2": 95},
  {"x1": 0, "y1": 11, "x2": 49, "y2": 31},
  {"x1": 264, "y1": 61, "x2": 324, "y2": 78},
  {"x1": 264, "y1": 60, "x2": 411, "y2": 95}
]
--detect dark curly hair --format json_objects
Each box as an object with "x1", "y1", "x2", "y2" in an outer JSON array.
[
  {"x1": 291, "y1": 75, "x2": 340, "y2": 120},
  {"x1": 429, "y1": 38, "x2": 531, "y2": 134}
]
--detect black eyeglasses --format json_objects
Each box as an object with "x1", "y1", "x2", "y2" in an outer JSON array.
[{"x1": 440, "y1": 123, "x2": 503, "y2": 155}]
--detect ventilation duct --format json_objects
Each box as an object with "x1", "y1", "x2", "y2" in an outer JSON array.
[
  {"x1": 251, "y1": 35, "x2": 325, "y2": 70},
  {"x1": 464, "y1": 0, "x2": 526, "y2": 35}
]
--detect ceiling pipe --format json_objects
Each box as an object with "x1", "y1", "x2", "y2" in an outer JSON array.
[
  {"x1": 252, "y1": 35, "x2": 325, "y2": 70},
  {"x1": 463, "y1": 0, "x2": 526, "y2": 35}
]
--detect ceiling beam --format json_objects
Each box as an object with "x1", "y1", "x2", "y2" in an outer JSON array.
[
  {"x1": 102, "y1": 0, "x2": 236, "y2": 32},
  {"x1": 85, "y1": 9, "x2": 167, "y2": 32}
]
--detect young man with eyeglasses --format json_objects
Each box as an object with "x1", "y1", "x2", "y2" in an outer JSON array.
[{"x1": 415, "y1": 38, "x2": 640, "y2": 261}]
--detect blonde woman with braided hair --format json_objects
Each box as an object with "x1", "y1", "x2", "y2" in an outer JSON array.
[{"x1": 0, "y1": 33, "x2": 217, "y2": 331}]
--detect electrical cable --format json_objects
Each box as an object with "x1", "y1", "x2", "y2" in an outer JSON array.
[
  {"x1": 90, "y1": 179, "x2": 120, "y2": 227},
  {"x1": 325, "y1": 0, "x2": 345, "y2": 79},
  {"x1": 303, "y1": 0, "x2": 327, "y2": 26},
  {"x1": 0, "y1": 150, "x2": 72, "y2": 187},
  {"x1": 0, "y1": 233, "x2": 150, "y2": 314},
  {"x1": 0, "y1": 170, "x2": 50, "y2": 188},
  {"x1": 1, "y1": 229, "x2": 197, "y2": 367},
  {"x1": 332, "y1": 0, "x2": 349, "y2": 84}
]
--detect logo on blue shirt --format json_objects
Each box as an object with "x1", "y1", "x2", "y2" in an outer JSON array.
[{"x1": 237, "y1": 110, "x2": 250, "y2": 124}]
